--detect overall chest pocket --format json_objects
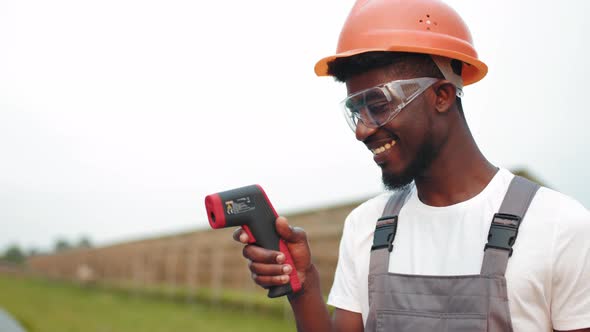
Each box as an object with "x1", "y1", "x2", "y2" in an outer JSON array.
[{"x1": 376, "y1": 310, "x2": 486, "y2": 332}]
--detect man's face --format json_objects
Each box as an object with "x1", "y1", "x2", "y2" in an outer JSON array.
[{"x1": 345, "y1": 66, "x2": 439, "y2": 190}]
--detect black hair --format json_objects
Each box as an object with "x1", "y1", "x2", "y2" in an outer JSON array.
[
  {"x1": 327, "y1": 52, "x2": 442, "y2": 82},
  {"x1": 327, "y1": 51, "x2": 464, "y2": 115}
]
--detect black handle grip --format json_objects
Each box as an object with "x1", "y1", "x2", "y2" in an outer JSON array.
[{"x1": 268, "y1": 283, "x2": 293, "y2": 298}]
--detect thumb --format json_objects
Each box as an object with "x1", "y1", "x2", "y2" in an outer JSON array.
[{"x1": 275, "y1": 216, "x2": 304, "y2": 243}]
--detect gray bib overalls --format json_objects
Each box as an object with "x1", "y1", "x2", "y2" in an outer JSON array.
[{"x1": 365, "y1": 176, "x2": 539, "y2": 332}]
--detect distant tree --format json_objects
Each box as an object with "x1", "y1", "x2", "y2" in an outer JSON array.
[
  {"x1": 54, "y1": 238, "x2": 71, "y2": 252},
  {"x1": 28, "y1": 248, "x2": 40, "y2": 257},
  {"x1": 2, "y1": 244, "x2": 26, "y2": 264},
  {"x1": 77, "y1": 236, "x2": 92, "y2": 248}
]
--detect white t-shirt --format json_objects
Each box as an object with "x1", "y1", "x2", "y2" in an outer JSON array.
[{"x1": 327, "y1": 168, "x2": 590, "y2": 331}]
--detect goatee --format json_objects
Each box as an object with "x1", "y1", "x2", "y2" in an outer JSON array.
[{"x1": 382, "y1": 141, "x2": 438, "y2": 191}]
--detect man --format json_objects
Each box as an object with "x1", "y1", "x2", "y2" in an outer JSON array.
[{"x1": 234, "y1": 0, "x2": 590, "y2": 331}]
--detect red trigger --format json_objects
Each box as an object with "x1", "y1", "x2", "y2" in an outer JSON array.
[{"x1": 242, "y1": 225, "x2": 256, "y2": 244}]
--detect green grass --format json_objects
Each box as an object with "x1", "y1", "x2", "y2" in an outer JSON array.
[
  {"x1": 98, "y1": 280, "x2": 289, "y2": 318},
  {"x1": 0, "y1": 275, "x2": 296, "y2": 332}
]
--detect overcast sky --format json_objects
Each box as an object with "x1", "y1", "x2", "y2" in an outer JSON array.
[{"x1": 1, "y1": 0, "x2": 589, "y2": 252}]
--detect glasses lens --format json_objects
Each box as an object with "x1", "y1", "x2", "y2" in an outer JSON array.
[
  {"x1": 364, "y1": 90, "x2": 395, "y2": 124},
  {"x1": 340, "y1": 77, "x2": 439, "y2": 132},
  {"x1": 342, "y1": 87, "x2": 394, "y2": 131}
]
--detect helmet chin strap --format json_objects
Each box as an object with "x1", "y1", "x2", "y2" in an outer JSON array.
[{"x1": 431, "y1": 55, "x2": 464, "y2": 97}]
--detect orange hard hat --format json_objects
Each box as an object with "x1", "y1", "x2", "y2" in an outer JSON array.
[{"x1": 314, "y1": 0, "x2": 488, "y2": 85}]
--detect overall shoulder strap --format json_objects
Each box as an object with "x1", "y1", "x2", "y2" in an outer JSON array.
[
  {"x1": 382, "y1": 186, "x2": 413, "y2": 218},
  {"x1": 369, "y1": 186, "x2": 412, "y2": 275},
  {"x1": 481, "y1": 175, "x2": 540, "y2": 276}
]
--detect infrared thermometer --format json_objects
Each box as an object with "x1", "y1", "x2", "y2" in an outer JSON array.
[{"x1": 204, "y1": 185, "x2": 301, "y2": 298}]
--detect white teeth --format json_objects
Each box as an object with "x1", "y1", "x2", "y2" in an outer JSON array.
[{"x1": 372, "y1": 140, "x2": 396, "y2": 155}]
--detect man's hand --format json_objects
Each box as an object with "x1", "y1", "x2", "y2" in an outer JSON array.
[
  {"x1": 233, "y1": 216, "x2": 312, "y2": 290},
  {"x1": 234, "y1": 216, "x2": 363, "y2": 332}
]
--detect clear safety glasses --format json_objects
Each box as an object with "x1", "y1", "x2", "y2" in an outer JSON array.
[{"x1": 340, "y1": 77, "x2": 440, "y2": 132}]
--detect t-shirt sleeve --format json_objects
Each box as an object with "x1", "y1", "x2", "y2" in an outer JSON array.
[
  {"x1": 327, "y1": 213, "x2": 363, "y2": 313},
  {"x1": 550, "y1": 202, "x2": 590, "y2": 331}
]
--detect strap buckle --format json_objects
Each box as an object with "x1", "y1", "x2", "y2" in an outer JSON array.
[
  {"x1": 484, "y1": 213, "x2": 521, "y2": 256},
  {"x1": 371, "y1": 216, "x2": 398, "y2": 252}
]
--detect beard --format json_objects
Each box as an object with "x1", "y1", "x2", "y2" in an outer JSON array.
[{"x1": 382, "y1": 140, "x2": 438, "y2": 191}]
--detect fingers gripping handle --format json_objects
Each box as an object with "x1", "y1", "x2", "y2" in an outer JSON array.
[
  {"x1": 267, "y1": 239, "x2": 301, "y2": 298},
  {"x1": 252, "y1": 226, "x2": 301, "y2": 298}
]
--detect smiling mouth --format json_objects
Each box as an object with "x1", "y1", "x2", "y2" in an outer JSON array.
[{"x1": 371, "y1": 139, "x2": 397, "y2": 155}]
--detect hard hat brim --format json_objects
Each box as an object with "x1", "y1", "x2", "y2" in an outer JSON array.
[{"x1": 314, "y1": 46, "x2": 488, "y2": 86}]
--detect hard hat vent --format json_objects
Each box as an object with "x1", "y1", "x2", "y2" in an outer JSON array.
[{"x1": 419, "y1": 14, "x2": 438, "y2": 31}]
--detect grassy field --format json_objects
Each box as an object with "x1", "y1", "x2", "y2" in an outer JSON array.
[{"x1": 0, "y1": 274, "x2": 296, "y2": 332}]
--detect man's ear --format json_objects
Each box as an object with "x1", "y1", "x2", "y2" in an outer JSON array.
[{"x1": 434, "y1": 81, "x2": 456, "y2": 113}]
